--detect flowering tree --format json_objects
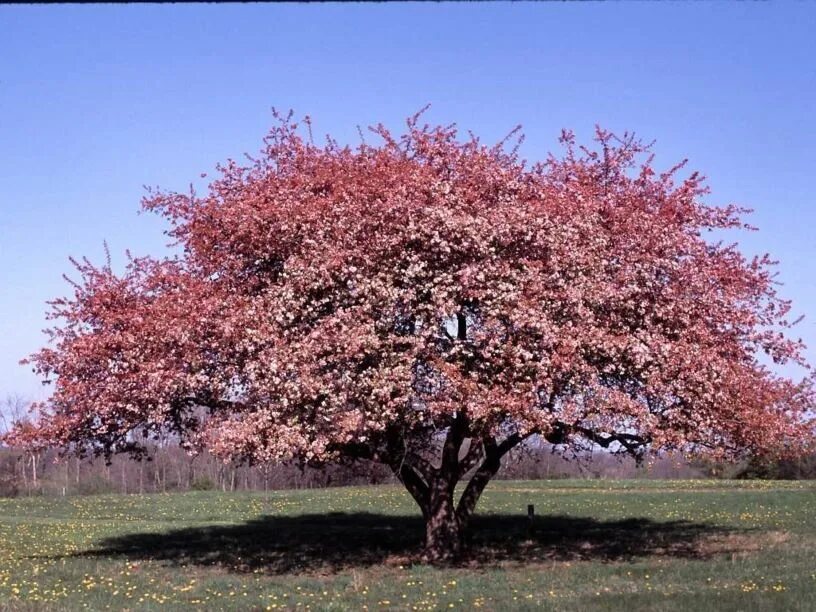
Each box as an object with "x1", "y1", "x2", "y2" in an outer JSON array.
[{"x1": 8, "y1": 110, "x2": 814, "y2": 561}]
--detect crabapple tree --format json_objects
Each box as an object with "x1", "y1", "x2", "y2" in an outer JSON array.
[{"x1": 8, "y1": 110, "x2": 814, "y2": 561}]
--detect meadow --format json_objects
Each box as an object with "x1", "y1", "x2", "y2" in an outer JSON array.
[{"x1": 0, "y1": 479, "x2": 814, "y2": 611}]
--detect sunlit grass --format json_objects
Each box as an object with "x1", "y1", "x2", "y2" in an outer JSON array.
[{"x1": 0, "y1": 479, "x2": 814, "y2": 610}]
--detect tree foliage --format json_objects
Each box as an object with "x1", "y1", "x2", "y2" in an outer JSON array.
[{"x1": 7, "y1": 110, "x2": 814, "y2": 559}]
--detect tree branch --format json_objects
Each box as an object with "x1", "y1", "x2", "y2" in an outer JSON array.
[
  {"x1": 440, "y1": 411, "x2": 468, "y2": 479},
  {"x1": 394, "y1": 462, "x2": 431, "y2": 517},
  {"x1": 457, "y1": 438, "x2": 485, "y2": 479},
  {"x1": 575, "y1": 426, "x2": 650, "y2": 458},
  {"x1": 455, "y1": 430, "x2": 534, "y2": 524}
]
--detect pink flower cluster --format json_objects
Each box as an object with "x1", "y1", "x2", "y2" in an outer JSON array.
[{"x1": 9, "y1": 111, "x2": 814, "y2": 469}]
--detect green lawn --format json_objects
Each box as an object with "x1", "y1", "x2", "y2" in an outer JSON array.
[{"x1": 1, "y1": 480, "x2": 815, "y2": 611}]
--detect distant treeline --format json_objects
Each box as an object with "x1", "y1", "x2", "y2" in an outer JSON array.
[
  {"x1": 3, "y1": 439, "x2": 813, "y2": 498},
  {"x1": 2, "y1": 394, "x2": 814, "y2": 497},
  {"x1": 0, "y1": 441, "x2": 650, "y2": 498}
]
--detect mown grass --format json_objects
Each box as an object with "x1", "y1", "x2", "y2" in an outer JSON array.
[{"x1": 0, "y1": 479, "x2": 814, "y2": 610}]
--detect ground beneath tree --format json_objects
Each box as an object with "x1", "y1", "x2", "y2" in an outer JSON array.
[{"x1": 0, "y1": 479, "x2": 814, "y2": 610}]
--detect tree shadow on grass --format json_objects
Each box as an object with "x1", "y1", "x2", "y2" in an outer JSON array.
[{"x1": 60, "y1": 513, "x2": 754, "y2": 574}]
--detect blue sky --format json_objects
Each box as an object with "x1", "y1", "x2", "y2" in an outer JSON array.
[{"x1": 1, "y1": 3, "x2": 815, "y2": 401}]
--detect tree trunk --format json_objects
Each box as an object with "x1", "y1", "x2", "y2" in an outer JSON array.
[
  {"x1": 390, "y1": 430, "x2": 522, "y2": 563},
  {"x1": 30, "y1": 453, "x2": 38, "y2": 487},
  {"x1": 21, "y1": 453, "x2": 28, "y2": 493},
  {"x1": 423, "y1": 483, "x2": 463, "y2": 561},
  {"x1": 424, "y1": 499, "x2": 462, "y2": 561}
]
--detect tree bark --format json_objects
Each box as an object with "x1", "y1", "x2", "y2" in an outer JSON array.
[
  {"x1": 355, "y1": 419, "x2": 532, "y2": 563},
  {"x1": 456, "y1": 445, "x2": 501, "y2": 528},
  {"x1": 423, "y1": 480, "x2": 462, "y2": 562},
  {"x1": 30, "y1": 452, "x2": 38, "y2": 487},
  {"x1": 391, "y1": 430, "x2": 527, "y2": 563}
]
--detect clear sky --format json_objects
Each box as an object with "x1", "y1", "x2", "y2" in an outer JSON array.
[{"x1": 1, "y1": 3, "x2": 815, "y2": 402}]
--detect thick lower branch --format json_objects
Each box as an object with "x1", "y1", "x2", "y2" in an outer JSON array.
[
  {"x1": 395, "y1": 463, "x2": 431, "y2": 517},
  {"x1": 456, "y1": 431, "x2": 533, "y2": 524},
  {"x1": 457, "y1": 438, "x2": 485, "y2": 479},
  {"x1": 456, "y1": 441, "x2": 501, "y2": 525},
  {"x1": 330, "y1": 437, "x2": 433, "y2": 515},
  {"x1": 575, "y1": 425, "x2": 650, "y2": 458},
  {"x1": 440, "y1": 411, "x2": 468, "y2": 480}
]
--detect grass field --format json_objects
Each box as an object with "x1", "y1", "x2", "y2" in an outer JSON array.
[{"x1": 1, "y1": 480, "x2": 815, "y2": 611}]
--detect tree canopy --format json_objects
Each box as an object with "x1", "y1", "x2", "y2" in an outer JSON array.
[{"x1": 8, "y1": 110, "x2": 814, "y2": 560}]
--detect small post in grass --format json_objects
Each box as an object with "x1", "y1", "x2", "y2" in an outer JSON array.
[{"x1": 527, "y1": 504, "x2": 535, "y2": 532}]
